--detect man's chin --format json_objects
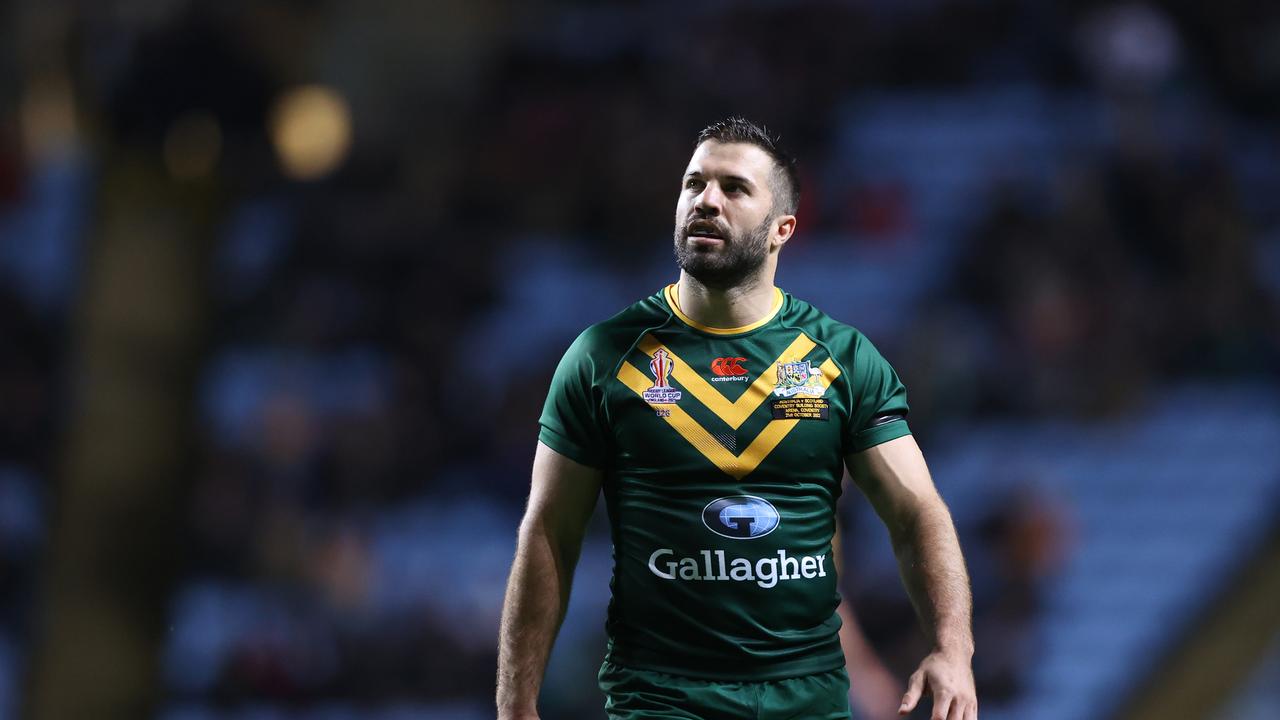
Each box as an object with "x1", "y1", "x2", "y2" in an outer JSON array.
[{"x1": 680, "y1": 259, "x2": 748, "y2": 288}]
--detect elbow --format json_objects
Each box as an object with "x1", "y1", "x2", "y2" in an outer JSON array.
[
  {"x1": 517, "y1": 513, "x2": 558, "y2": 555},
  {"x1": 517, "y1": 511, "x2": 583, "y2": 567},
  {"x1": 888, "y1": 493, "x2": 952, "y2": 542},
  {"x1": 517, "y1": 510, "x2": 548, "y2": 541}
]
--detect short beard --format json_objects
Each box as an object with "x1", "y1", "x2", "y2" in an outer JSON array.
[{"x1": 673, "y1": 216, "x2": 772, "y2": 291}]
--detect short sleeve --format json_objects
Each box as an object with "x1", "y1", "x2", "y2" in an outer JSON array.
[
  {"x1": 538, "y1": 329, "x2": 611, "y2": 468},
  {"x1": 844, "y1": 333, "x2": 911, "y2": 453}
]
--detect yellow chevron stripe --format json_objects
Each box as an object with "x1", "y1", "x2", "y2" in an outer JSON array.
[
  {"x1": 636, "y1": 332, "x2": 815, "y2": 430},
  {"x1": 734, "y1": 358, "x2": 842, "y2": 476},
  {"x1": 617, "y1": 362, "x2": 742, "y2": 472},
  {"x1": 616, "y1": 355, "x2": 842, "y2": 480}
]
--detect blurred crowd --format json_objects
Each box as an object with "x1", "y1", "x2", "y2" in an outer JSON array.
[{"x1": 2, "y1": 0, "x2": 1279, "y2": 717}]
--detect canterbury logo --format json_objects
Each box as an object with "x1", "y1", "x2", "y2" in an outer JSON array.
[
  {"x1": 616, "y1": 332, "x2": 841, "y2": 480},
  {"x1": 710, "y1": 357, "x2": 748, "y2": 376}
]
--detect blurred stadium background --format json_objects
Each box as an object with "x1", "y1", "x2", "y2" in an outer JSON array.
[{"x1": 2, "y1": 1, "x2": 1279, "y2": 719}]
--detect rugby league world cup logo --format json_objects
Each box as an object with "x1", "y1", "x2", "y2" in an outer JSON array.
[{"x1": 643, "y1": 348, "x2": 682, "y2": 404}]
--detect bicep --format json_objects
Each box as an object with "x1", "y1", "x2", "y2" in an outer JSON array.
[
  {"x1": 844, "y1": 434, "x2": 940, "y2": 531},
  {"x1": 523, "y1": 441, "x2": 604, "y2": 551}
]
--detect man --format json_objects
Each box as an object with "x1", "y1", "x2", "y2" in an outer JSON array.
[{"x1": 496, "y1": 117, "x2": 977, "y2": 720}]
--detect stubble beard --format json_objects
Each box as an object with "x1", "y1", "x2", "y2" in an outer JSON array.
[{"x1": 672, "y1": 215, "x2": 773, "y2": 291}]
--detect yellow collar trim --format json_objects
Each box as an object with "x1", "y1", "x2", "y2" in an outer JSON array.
[{"x1": 664, "y1": 284, "x2": 784, "y2": 335}]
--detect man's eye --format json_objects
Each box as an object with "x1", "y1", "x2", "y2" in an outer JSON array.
[
  {"x1": 685, "y1": 179, "x2": 702, "y2": 190},
  {"x1": 724, "y1": 184, "x2": 742, "y2": 193}
]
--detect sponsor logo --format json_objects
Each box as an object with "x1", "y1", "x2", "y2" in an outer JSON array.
[
  {"x1": 702, "y1": 495, "x2": 780, "y2": 539},
  {"x1": 645, "y1": 495, "x2": 828, "y2": 589},
  {"x1": 710, "y1": 357, "x2": 749, "y2": 383},
  {"x1": 643, "y1": 349, "x2": 682, "y2": 404},
  {"x1": 773, "y1": 360, "x2": 826, "y2": 398},
  {"x1": 647, "y1": 548, "x2": 828, "y2": 589}
]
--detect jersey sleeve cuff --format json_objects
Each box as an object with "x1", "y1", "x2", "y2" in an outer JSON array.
[
  {"x1": 538, "y1": 425, "x2": 604, "y2": 469},
  {"x1": 849, "y1": 419, "x2": 911, "y2": 453}
]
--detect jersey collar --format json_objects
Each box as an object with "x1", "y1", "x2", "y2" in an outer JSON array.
[{"x1": 663, "y1": 284, "x2": 784, "y2": 336}]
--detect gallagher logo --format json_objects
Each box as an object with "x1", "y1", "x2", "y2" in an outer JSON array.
[{"x1": 702, "y1": 496, "x2": 780, "y2": 539}]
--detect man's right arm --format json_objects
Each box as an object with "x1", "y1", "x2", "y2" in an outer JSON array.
[{"x1": 496, "y1": 441, "x2": 604, "y2": 720}]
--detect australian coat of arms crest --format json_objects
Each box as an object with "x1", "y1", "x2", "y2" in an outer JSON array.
[{"x1": 772, "y1": 360, "x2": 825, "y2": 398}]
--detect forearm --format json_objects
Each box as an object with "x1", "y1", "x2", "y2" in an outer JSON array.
[
  {"x1": 890, "y1": 499, "x2": 973, "y2": 658},
  {"x1": 496, "y1": 521, "x2": 577, "y2": 717}
]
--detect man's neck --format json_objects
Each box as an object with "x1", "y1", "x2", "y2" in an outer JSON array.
[{"x1": 674, "y1": 273, "x2": 778, "y2": 330}]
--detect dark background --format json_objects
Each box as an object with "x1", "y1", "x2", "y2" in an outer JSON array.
[{"x1": 1, "y1": 1, "x2": 1278, "y2": 719}]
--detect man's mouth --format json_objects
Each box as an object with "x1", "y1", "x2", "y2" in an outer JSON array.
[{"x1": 686, "y1": 220, "x2": 727, "y2": 240}]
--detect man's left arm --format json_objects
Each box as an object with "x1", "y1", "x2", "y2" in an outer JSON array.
[{"x1": 845, "y1": 434, "x2": 977, "y2": 720}]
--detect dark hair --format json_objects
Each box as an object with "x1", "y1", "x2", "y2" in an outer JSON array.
[{"x1": 695, "y1": 117, "x2": 800, "y2": 216}]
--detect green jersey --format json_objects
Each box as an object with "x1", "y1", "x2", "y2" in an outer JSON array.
[{"x1": 538, "y1": 284, "x2": 911, "y2": 681}]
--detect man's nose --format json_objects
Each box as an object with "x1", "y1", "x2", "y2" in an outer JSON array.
[{"x1": 695, "y1": 184, "x2": 723, "y2": 215}]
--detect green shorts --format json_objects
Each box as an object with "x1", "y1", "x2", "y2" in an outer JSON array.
[{"x1": 597, "y1": 660, "x2": 852, "y2": 720}]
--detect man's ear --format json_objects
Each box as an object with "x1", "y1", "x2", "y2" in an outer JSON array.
[{"x1": 772, "y1": 214, "x2": 797, "y2": 250}]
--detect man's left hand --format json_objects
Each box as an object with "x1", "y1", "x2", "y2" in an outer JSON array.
[{"x1": 898, "y1": 650, "x2": 977, "y2": 720}]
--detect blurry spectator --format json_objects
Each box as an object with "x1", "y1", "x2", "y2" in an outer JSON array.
[{"x1": 970, "y1": 486, "x2": 1069, "y2": 702}]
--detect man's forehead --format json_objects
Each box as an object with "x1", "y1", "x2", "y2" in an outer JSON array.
[{"x1": 683, "y1": 141, "x2": 774, "y2": 181}]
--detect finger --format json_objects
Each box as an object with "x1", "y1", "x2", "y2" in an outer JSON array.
[
  {"x1": 946, "y1": 696, "x2": 966, "y2": 720},
  {"x1": 899, "y1": 672, "x2": 924, "y2": 715},
  {"x1": 931, "y1": 691, "x2": 952, "y2": 717},
  {"x1": 931, "y1": 694, "x2": 952, "y2": 720},
  {"x1": 967, "y1": 699, "x2": 978, "y2": 720}
]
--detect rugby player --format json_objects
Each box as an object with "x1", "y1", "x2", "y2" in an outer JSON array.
[{"x1": 497, "y1": 117, "x2": 977, "y2": 720}]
